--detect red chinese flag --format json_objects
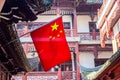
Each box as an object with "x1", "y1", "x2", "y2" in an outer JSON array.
[{"x1": 30, "y1": 16, "x2": 71, "y2": 71}]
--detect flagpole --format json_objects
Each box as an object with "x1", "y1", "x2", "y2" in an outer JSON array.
[{"x1": 6, "y1": 15, "x2": 64, "y2": 46}]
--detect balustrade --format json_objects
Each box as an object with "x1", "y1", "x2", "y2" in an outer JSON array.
[
  {"x1": 16, "y1": 29, "x2": 77, "y2": 37},
  {"x1": 64, "y1": 29, "x2": 76, "y2": 37},
  {"x1": 11, "y1": 71, "x2": 77, "y2": 80},
  {"x1": 62, "y1": 71, "x2": 76, "y2": 80},
  {"x1": 78, "y1": 32, "x2": 100, "y2": 40},
  {"x1": 17, "y1": 29, "x2": 100, "y2": 40}
]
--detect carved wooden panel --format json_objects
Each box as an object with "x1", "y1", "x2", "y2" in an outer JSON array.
[{"x1": 27, "y1": 76, "x2": 58, "y2": 80}]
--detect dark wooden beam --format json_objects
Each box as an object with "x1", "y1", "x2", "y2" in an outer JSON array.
[{"x1": 0, "y1": 61, "x2": 11, "y2": 76}]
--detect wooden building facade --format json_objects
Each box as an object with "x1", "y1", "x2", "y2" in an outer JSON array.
[
  {"x1": 12, "y1": 0, "x2": 114, "y2": 80},
  {"x1": 91, "y1": 0, "x2": 120, "y2": 79},
  {"x1": 0, "y1": 0, "x2": 53, "y2": 80}
]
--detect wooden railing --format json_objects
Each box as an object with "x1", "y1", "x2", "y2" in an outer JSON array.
[
  {"x1": 62, "y1": 71, "x2": 76, "y2": 80},
  {"x1": 11, "y1": 71, "x2": 77, "y2": 80},
  {"x1": 17, "y1": 29, "x2": 100, "y2": 40},
  {"x1": 64, "y1": 29, "x2": 77, "y2": 37},
  {"x1": 78, "y1": 32, "x2": 100, "y2": 40},
  {"x1": 26, "y1": 72, "x2": 58, "y2": 80},
  {"x1": 16, "y1": 29, "x2": 77, "y2": 37}
]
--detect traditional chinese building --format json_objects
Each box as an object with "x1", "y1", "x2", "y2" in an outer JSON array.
[
  {"x1": 0, "y1": 0, "x2": 52, "y2": 80},
  {"x1": 88, "y1": 0, "x2": 120, "y2": 79},
  {"x1": 12, "y1": 0, "x2": 115, "y2": 80},
  {"x1": 97, "y1": 0, "x2": 120, "y2": 53}
]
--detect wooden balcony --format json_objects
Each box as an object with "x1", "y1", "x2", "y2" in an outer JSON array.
[
  {"x1": 17, "y1": 29, "x2": 100, "y2": 40},
  {"x1": 17, "y1": 29, "x2": 77, "y2": 37},
  {"x1": 11, "y1": 71, "x2": 77, "y2": 80},
  {"x1": 78, "y1": 32, "x2": 100, "y2": 40},
  {"x1": 64, "y1": 29, "x2": 77, "y2": 37}
]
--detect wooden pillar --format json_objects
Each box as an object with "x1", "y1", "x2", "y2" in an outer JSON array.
[
  {"x1": 24, "y1": 43, "x2": 28, "y2": 54},
  {"x1": 100, "y1": 29, "x2": 105, "y2": 48},
  {"x1": 75, "y1": 43, "x2": 80, "y2": 80},
  {"x1": 94, "y1": 46, "x2": 98, "y2": 58},
  {"x1": 105, "y1": 16, "x2": 114, "y2": 39},
  {"x1": 73, "y1": 6, "x2": 80, "y2": 80},
  {"x1": 24, "y1": 25, "x2": 29, "y2": 37},
  {"x1": 24, "y1": 72, "x2": 28, "y2": 80},
  {"x1": 73, "y1": 8, "x2": 77, "y2": 37},
  {"x1": 71, "y1": 52, "x2": 75, "y2": 72},
  {"x1": 22, "y1": 75, "x2": 26, "y2": 80},
  {"x1": 58, "y1": 68, "x2": 62, "y2": 80},
  {"x1": 92, "y1": 29, "x2": 96, "y2": 40}
]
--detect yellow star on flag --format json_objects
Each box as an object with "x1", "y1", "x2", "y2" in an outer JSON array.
[{"x1": 51, "y1": 22, "x2": 59, "y2": 31}]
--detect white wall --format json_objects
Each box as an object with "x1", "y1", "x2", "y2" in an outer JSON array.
[
  {"x1": 77, "y1": 15, "x2": 98, "y2": 32},
  {"x1": 35, "y1": 15, "x2": 58, "y2": 22},
  {"x1": 98, "y1": 51, "x2": 113, "y2": 58},
  {"x1": 79, "y1": 52, "x2": 95, "y2": 68},
  {"x1": 35, "y1": 15, "x2": 72, "y2": 29},
  {"x1": 36, "y1": 15, "x2": 98, "y2": 32},
  {"x1": 77, "y1": 15, "x2": 91, "y2": 32}
]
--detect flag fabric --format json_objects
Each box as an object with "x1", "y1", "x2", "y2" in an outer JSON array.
[{"x1": 30, "y1": 16, "x2": 71, "y2": 71}]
